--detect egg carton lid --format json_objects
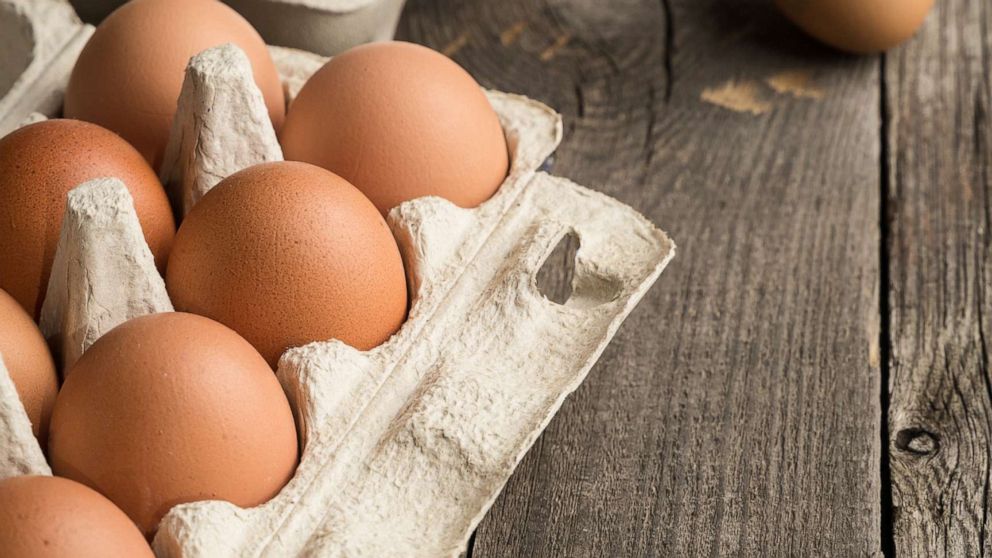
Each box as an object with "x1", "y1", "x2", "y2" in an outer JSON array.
[
  {"x1": 222, "y1": 0, "x2": 407, "y2": 56},
  {"x1": 260, "y1": 0, "x2": 382, "y2": 11},
  {"x1": 66, "y1": 0, "x2": 406, "y2": 56},
  {"x1": 0, "y1": 13, "x2": 675, "y2": 558},
  {"x1": 72, "y1": 0, "x2": 389, "y2": 16}
]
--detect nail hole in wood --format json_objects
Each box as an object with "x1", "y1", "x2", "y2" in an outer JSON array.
[
  {"x1": 895, "y1": 428, "x2": 939, "y2": 456},
  {"x1": 537, "y1": 230, "x2": 580, "y2": 305}
]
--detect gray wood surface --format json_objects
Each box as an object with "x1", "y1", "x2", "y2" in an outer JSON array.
[
  {"x1": 885, "y1": 0, "x2": 992, "y2": 555},
  {"x1": 400, "y1": 1, "x2": 885, "y2": 555}
]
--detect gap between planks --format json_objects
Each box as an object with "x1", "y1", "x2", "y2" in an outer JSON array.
[{"x1": 878, "y1": 51, "x2": 896, "y2": 558}]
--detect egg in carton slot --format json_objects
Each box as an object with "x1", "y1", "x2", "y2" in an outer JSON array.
[{"x1": 0, "y1": 1, "x2": 676, "y2": 557}]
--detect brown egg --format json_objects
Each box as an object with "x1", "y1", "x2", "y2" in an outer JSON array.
[
  {"x1": 0, "y1": 288, "x2": 57, "y2": 446},
  {"x1": 0, "y1": 119, "x2": 175, "y2": 318},
  {"x1": 0, "y1": 475, "x2": 153, "y2": 557},
  {"x1": 280, "y1": 41, "x2": 509, "y2": 216},
  {"x1": 166, "y1": 162, "x2": 408, "y2": 366},
  {"x1": 776, "y1": 0, "x2": 935, "y2": 54},
  {"x1": 64, "y1": 0, "x2": 285, "y2": 170},
  {"x1": 48, "y1": 312, "x2": 298, "y2": 538}
]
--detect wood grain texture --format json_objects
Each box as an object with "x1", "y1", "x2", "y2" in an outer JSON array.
[
  {"x1": 399, "y1": 1, "x2": 883, "y2": 555},
  {"x1": 885, "y1": 0, "x2": 992, "y2": 555}
]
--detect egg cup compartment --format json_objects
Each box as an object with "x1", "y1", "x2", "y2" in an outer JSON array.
[
  {"x1": 0, "y1": 0, "x2": 92, "y2": 137},
  {"x1": 0, "y1": 6, "x2": 675, "y2": 556}
]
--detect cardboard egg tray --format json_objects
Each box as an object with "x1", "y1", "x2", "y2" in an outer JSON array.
[{"x1": 0, "y1": 1, "x2": 676, "y2": 556}]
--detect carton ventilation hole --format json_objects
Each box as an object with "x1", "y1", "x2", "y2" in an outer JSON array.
[
  {"x1": 536, "y1": 230, "x2": 580, "y2": 305},
  {"x1": 0, "y1": 4, "x2": 33, "y2": 100}
]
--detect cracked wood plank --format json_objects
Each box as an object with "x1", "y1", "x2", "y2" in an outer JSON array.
[
  {"x1": 400, "y1": 0, "x2": 882, "y2": 555},
  {"x1": 885, "y1": 0, "x2": 992, "y2": 554}
]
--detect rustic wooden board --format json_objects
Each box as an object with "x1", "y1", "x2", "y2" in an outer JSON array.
[
  {"x1": 400, "y1": 0, "x2": 884, "y2": 555},
  {"x1": 885, "y1": 0, "x2": 992, "y2": 555}
]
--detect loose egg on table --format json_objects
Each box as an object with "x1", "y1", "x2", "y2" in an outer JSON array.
[
  {"x1": 64, "y1": 0, "x2": 284, "y2": 169},
  {"x1": 166, "y1": 161, "x2": 409, "y2": 367},
  {"x1": 0, "y1": 119, "x2": 175, "y2": 318},
  {"x1": 0, "y1": 288, "x2": 58, "y2": 445},
  {"x1": 280, "y1": 41, "x2": 509, "y2": 215},
  {"x1": 48, "y1": 312, "x2": 299, "y2": 538},
  {"x1": 775, "y1": 0, "x2": 935, "y2": 54},
  {"x1": 0, "y1": 476, "x2": 153, "y2": 557}
]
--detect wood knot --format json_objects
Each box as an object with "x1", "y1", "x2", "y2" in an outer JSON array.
[{"x1": 895, "y1": 428, "x2": 939, "y2": 456}]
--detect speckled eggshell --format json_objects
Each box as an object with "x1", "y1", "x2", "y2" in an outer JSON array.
[
  {"x1": 0, "y1": 119, "x2": 175, "y2": 318},
  {"x1": 0, "y1": 288, "x2": 57, "y2": 446},
  {"x1": 64, "y1": 0, "x2": 285, "y2": 170},
  {"x1": 166, "y1": 161, "x2": 408, "y2": 367},
  {"x1": 48, "y1": 312, "x2": 299, "y2": 538},
  {"x1": 0, "y1": 476, "x2": 153, "y2": 557},
  {"x1": 280, "y1": 41, "x2": 509, "y2": 216},
  {"x1": 776, "y1": 0, "x2": 935, "y2": 53}
]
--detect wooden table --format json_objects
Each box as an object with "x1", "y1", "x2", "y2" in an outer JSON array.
[{"x1": 399, "y1": 0, "x2": 990, "y2": 555}]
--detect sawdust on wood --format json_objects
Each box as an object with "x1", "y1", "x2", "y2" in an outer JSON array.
[
  {"x1": 443, "y1": 32, "x2": 469, "y2": 57},
  {"x1": 766, "y1": 70, "x2": 825, "y2": 100},
  {"x1": 540, "y1": 33, "x2": 571, "y2": 61},
  {"x1": 501, "y1": 21, "x2": 527, "y2": 46},
  {"x1": 700, "y1": 80, "x2": 771, "y2": 115}
]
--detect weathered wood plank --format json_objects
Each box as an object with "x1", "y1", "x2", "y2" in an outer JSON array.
[
  {"x1": 400, "y1": 1, "x2": 883, "y2": 555},
  {"x1": 885, "y1": 0, "x2": 992, "y2": 555}
]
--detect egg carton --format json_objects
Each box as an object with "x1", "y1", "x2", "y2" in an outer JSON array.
[
  {"x1": 68, "y1": 0, "x2": 405, "y2": 56},
  {"x1": 0, "y1": 4, "x2": 675, "y2": 558}
]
